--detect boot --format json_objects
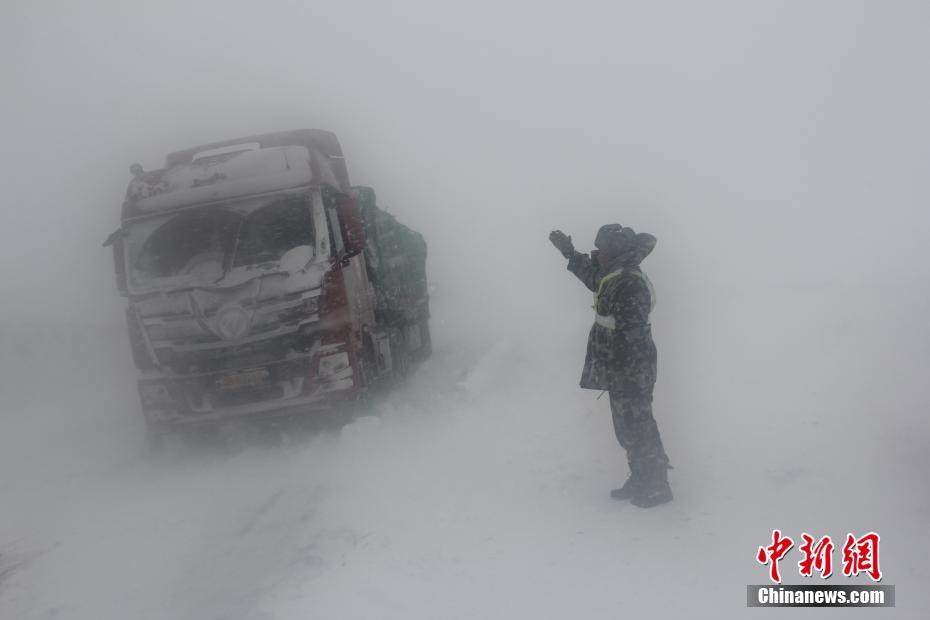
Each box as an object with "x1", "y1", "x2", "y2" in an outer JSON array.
[
  {"x1": 630, "y1": 481, "x2": 673, "y2": 508},
  {"x1": 609, "y1": 476, "x2": 638, "y2": 500},
  {"x1": 630, "y1": 462, "x2": 673, "y2": 508}
]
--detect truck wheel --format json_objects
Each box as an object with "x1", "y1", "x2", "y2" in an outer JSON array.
[
  {"x1": 416, "y1": 318, "x2": 432, "y2": 359},
  {"x1": 317, "y1": 406, "x2": 355, "y2": 433},
  {"x1": 391, "y1": 333, "x2": 410, "y2": 382},
  {"x1": 345, "y1": 393, "x2": 375, "y2": 426}
]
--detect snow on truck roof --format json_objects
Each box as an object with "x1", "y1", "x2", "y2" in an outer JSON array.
[
  {"x1": 164, "y1": 129, "x2": 344, "y2": 167},
  {"x1": 190, "y1": 142, "x2": 262, "y2": 162},
  {"x1": 123, "y1": 129, "x2": 351, "y2": 217}
]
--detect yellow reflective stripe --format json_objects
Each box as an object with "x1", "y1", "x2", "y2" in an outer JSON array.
[
  {"x1": 594, "y1": 313, "x2": 616, "y2": 329},
  {"x1": 592, "y1": 268, "x2": 625, "y2": 309},
  {"x1": 591, "y1": 267, "x2": 655, "y2": 315},
  {"x1": 640, "y1": 270, "x2": 656, "y2": 312}
]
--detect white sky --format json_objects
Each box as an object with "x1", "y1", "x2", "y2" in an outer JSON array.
[{"x1": 1, "y1": 0, "x2": 929, "y2": 324}]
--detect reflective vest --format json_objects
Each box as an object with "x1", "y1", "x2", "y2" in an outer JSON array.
[{"x1": 593, "y1": 267, "x2": 655, "y2": 330}]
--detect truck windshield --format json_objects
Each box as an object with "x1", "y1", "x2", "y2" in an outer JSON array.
[{"x1": 127, "y1": 196, "x2": 315, "y2": 289}]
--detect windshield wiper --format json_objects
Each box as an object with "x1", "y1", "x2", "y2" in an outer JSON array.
[{"x1": 212, "y1": 216, "x2": 247, "y2": 284}]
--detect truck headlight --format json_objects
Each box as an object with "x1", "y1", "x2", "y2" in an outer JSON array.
[
  {"x1": 280, "y1": 294, "x2": 321, "y2": 326},
  {"x1": 318, "y1": 352, "x2": 350, "y2": 377},
  {"x1": 138, "y1": 382, "x2": 173, "y2": 409},
  {"x1": 302, "y1": 295, "x2": 320, "y2": 315}
]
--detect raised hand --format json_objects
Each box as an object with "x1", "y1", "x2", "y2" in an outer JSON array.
[{"x1": 549, "y1": 230, "x2": 575, "y2": 259}]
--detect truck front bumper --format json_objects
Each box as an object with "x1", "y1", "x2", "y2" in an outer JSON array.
[{"x1": 138, "y1": 348, "x2": 359, "y2": 429}]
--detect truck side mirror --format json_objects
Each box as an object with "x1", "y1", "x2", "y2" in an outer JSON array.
[
  {"x1": 335, "y1": 193, "x2": 366, "y2": 258},
  {"x1": 103, "y1": 228, "x2": 129, "y2": 296}
]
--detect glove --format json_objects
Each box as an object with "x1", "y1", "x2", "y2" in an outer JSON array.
[{"x1": 549, "y1": 230, "x2": 574, "y2": 259}]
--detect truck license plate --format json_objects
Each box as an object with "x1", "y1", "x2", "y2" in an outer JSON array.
[{"x1": 216, "y1": 369, "x2": 270, "y2": 390}]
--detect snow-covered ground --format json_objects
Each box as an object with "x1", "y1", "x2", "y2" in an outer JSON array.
[{"x1": 1, "y1": 280, "x2": 927, "y2": 619}]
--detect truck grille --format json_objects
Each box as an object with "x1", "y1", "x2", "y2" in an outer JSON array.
[
  {"x1": 211, "y1": 384, "x2": 284, "y2": 408},
  {"x1": 141, "y1": 291, "x2": 320, "y2": 367},
  {"x1": 173, "y1": 354, "x2": 314, "y2": 414}
]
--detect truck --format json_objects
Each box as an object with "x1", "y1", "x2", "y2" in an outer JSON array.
[{"x1": 104, "y1": 129, "x2": 430, "y2": 441}]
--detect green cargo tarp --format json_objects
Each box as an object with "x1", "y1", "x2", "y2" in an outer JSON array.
[{"x1": 352, "y1": 186, "x2": 428, "y2": 327}]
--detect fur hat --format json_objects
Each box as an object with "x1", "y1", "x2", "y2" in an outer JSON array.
[{"x1": 594, "y1": 224, "x2": 656, "y2": 266}]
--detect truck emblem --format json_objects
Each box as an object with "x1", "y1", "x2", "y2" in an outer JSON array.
[{"x1": 214, "y1": 304, "x2": 251, "y2": 341}]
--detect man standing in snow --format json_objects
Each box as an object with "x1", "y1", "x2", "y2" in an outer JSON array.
[{"x1": 549, "y1": 225, "x2": 672, "y2": 508}]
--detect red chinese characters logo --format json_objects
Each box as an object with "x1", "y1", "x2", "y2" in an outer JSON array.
[
  {"x1": 756, "y1": 529, "x2": 794, "y2": 583},
  {"x1": 798, "y1": 533, "x2": 834, "y2": 578},
  {"x1": 842, "y1": 532, "x2": 882, "y2": 581},
  {"x1": 757, "y1": 530, "x2": 882, "y2": 583}
]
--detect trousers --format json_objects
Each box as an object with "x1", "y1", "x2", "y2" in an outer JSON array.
[{"x1": 608, "y1": 388, "x2": 670, "y2": 488}]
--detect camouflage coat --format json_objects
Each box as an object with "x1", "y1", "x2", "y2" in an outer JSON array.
[{"x1": 567, "y1": 250, "x2": 657, "y2": 393}]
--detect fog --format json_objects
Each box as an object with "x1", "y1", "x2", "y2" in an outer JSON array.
[{"x1": 1, "y1": 1, "x2": 929, "y2": 618}]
